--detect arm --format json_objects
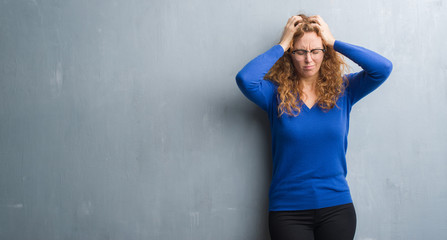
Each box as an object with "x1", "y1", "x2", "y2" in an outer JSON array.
[
  {"x1": 334, "y1": 40, "x2": 393, "y2": 105},
  {"x1": 235, "y1": 45, "x2": 284, "y2": 112},
  {"x1": 308, "y1": 15, "x2": 393, "y2": 105},
  {"x1": 236, "y1": 16, "x2": 301, "y2": 112}
]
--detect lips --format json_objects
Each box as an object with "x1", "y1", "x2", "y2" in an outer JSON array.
[{"x1": 303, "y1": 66, "x2": 314, "y2": 70}]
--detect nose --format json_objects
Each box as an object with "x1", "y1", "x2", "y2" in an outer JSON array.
[{"x1": 304, "y1": 52, "x2": 313, "y2": 62}]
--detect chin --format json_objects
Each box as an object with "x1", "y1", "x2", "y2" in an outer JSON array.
[{"x1": 301, "y1": 71, "x2": 318, "y2": 79}]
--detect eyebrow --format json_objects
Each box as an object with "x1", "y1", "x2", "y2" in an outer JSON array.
[{"x1": 294, "y1": 48, "x2": 324, "y2": 50}]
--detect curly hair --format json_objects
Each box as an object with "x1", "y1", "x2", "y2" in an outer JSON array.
[{"x1": 265, "y1": 14, "x2": 348, "y2": 117}]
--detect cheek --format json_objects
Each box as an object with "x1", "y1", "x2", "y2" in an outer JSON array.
[
  {"x1": 291, "y1": 57, "x2": 298, "y2": 67},
  {"x1": 315, "y1": 59, "x2": 324, "y2": 69},
  {"x1": 292, "y1": 58, "x2": 304, "y2": 71}
]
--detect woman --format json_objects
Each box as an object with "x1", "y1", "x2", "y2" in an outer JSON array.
[{"x1": 235, "y1": 14, "x2": 392, "y2": 240}]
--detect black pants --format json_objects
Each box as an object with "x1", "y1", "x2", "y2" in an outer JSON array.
[{"x1": 269, "y1": 203, "x2": 356, "y2": 240}]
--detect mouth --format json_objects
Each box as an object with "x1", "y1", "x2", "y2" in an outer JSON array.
[{"x1": 303, "y1": 66, "x2": 314, "y2": 70}]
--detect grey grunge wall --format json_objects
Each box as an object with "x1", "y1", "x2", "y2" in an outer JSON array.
[{"x1": 1, "y1": 0, "x2": 446, "y2": 239}]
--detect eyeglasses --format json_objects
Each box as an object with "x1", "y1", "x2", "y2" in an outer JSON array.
[{"x1": 291, "y1": 49, "x2": 326, "y2": 60}]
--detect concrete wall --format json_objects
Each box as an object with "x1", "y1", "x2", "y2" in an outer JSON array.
[{"x1": 1, "y1": 0, "x2": 446, "y2": 239}]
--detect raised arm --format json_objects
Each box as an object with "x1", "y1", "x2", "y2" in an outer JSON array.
[
  {"x1": 334, "y1": 41, "x2": 393, "y2": 105},
  {"x1": 309, "y1": 15, "x2": 393, "y2": 105},
  {"x1": 236, "y1": 16, "x2": 302, "y2": 112},
  {"x1": 235, "y1": 45, "x2": 283, "y2": 112}
]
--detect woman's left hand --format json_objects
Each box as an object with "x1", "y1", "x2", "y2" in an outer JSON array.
[{"x1": 309, "y1": 15, "x2": 336, "y2": 47}]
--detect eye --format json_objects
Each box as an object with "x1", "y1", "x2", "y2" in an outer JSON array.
[{"x1": 294, "y1": 50, "x2": 307, "y2": 55}]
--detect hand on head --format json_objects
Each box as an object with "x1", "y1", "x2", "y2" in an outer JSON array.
[
  {"x1": 278, "y1": 15, "x2": 303, "y2": 51},
  {"x1": 308, "y1": 15, "x2": 336, "y2": 47},
  {"x1": 279, "y1": 15, "x2": 335, "y2": 51}
]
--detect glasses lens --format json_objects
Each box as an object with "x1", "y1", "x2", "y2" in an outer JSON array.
[
  {"x1": 293, "y1": 49, "x2": 324, "y2": 59},
  {"x1": 311, "y1": 49, "x2": 324, "y2": 59},
  {"x1": 294, "y1": 50, "x2": 307, "y2": 56}
]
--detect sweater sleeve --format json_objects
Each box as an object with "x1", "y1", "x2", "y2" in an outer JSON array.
[
  {"x1": 235, "y1": 45, "x2": 284, "y2": 112},
  {"x1": 334, "y1": 40, "x2": 393, "y2": 105}
]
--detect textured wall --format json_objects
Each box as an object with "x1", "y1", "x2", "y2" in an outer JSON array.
[{"x1": 1, "y1": 0, "x2": 446, "y2": 239}]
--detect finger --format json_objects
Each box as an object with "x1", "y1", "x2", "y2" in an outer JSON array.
[
  {"x1": 286, "y1": 16, "x2": 295, "y2": 24},
  {"x1": 294, "y1": 15, "x2": 303, "y2": 21},
  {"x1": 309, "y1": 18, "x2": 320, "y2": 25},
  {"x1": 293, "y1": 21, "x2": 303, "y2": 27},
  {"x1": 288, "y1": 15, "x2": 300, "y2": 22},
  {"x1": 288, "y1": 18, "x2": 302, "y2": 28},
  {"x1": 308, "y1": 16, "x2": 321, "y2": 24},
  {"x1": 295, "y1": 17, "x2": 304, "y2": 25},
  {"x1": 310, "y1": 23, "x2": 321, "y2": 29},
  {"x1": 290, "y1": 16, "x2": 302, "y2": 24},
  {"x1": 312, "y1": 15, "x2": 328, "y2": 26}
]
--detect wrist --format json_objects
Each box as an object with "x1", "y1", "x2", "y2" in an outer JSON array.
[
  {"x1": 279, "y1": 41, "x2": 290, "y2": 52},
  {"x1": 327, "y1": 38, "x2": 336, "y2": 48}
]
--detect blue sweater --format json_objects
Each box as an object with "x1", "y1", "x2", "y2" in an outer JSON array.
[{"x1": 236, "y1": 40, "x2": 393, "y2": 211}]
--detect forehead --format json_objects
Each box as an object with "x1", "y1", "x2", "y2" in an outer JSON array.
[{"x1": 294, "y1": 32, "x2": 323, "y2": 49}]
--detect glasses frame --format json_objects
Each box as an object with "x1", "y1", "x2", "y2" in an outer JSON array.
[{"x1": 291, "y1": 48, "x2": 326, "y2": 59}]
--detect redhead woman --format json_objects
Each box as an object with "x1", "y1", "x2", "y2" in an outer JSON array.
[{"x1": 235, "y1": 14, "x2": 392, "y2": 240}]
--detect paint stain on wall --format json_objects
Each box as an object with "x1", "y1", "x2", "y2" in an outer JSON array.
[{"x1": 51, "y1": 62, "x2": 63, "y2": 98}]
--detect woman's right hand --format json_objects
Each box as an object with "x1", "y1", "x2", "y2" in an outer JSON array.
[{"x1": 278, "y1": 16, "x2": 302, "y2": 52}]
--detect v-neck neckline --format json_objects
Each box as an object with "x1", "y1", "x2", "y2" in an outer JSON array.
[{"x1": 302, "y1": 101, "x2": 316, "y2": 111}]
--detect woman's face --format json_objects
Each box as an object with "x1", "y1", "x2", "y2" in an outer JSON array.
[{"x1": 291, "y1": 32, "x2": 325, "y2": 80}]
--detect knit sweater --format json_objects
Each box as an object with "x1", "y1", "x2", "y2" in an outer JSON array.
[{"x1": 236, "y1": 40, "x2": 393, "y2": 211}]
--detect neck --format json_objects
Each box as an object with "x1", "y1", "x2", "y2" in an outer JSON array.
[{"x1": 299, "y1": 76, "x2": 317, "y2": 91}]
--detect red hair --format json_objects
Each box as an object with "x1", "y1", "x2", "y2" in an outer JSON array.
[{"x1": 265, "y1": 14, "x2": 348, "y2": 117}]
